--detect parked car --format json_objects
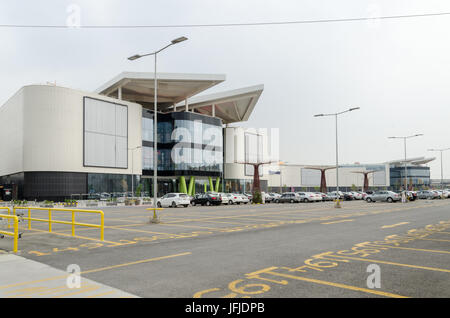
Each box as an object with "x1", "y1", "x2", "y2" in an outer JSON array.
[
  {"x1": 406, "y1": 191, "x2": 418, "y2": 201},
  {"x1": 220, "y1": 193, "x2": 237, "y2": 205},
  {"x1": 264, "y1": 192, "x2": 275, "y2": 203},
  {"x1": 99, "y1": 192, "x2": 111, "y2": 201},
  {"x1": 342, "y1": 192, "x2": 354, "y2": 201},
  {"x1": 190, "y1": 193, "x2": 222, "y2": 206},
  {"x1": 295, "y1": 192, "x2": 321, "y2": 202},
  {"x1": 350, "y1": 192, "x2": 363, "y2": 200},
  {"x1": 327, "y1": 191, "x2": 344, "y2": 200},
  {"x1": 243, "y1": 193, "x2": 253, "y2": 202},
  {"x1": 417, "y1": 190, "x2": 438, "y2": 200},
  {"x1": 365, "y1": 191, "x2": 400, "y2": 203},
  {"x1": 157, "y1": 193, "x2": 190, "y2": 208},
  {"x1": 315, "y1": 192, "x2": 331, "y2": 201},
  {"x1": 435, "y1": 190, "x2": 449, "y2": 198},
  {"x1": 239, "y1": 194, "x2": 250, "y2": 204},
  {"x1": 276, "y1": 192, "x2": 301, "y2": 203},
  {"x1": 270, "y1": 193, "x2": 282, "y2": 200}
]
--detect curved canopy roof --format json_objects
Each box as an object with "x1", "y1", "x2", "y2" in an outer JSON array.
[
  {"x1": 96, "y1": 72, "x2": 226, "y2": 109},
  {"x1": 174, "y1": 85, "x2": 264, "y2": 124}
]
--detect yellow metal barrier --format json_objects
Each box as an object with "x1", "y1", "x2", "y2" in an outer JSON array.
[
  {"x1": 0, "y1": 207, "x2": 19, "y2": 253},
  {"x1": 13, "y1": 207, "x2": 104, "y2": 241},
  {"x1": 146, "y1": 207, "x2": 163, "y2": 224}
]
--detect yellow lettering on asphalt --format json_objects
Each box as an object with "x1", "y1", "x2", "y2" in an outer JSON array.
[
  {"x1": 228, "y1": 279, "x2": 271, "y2": 295},
  {"x1": 193, "y1": 288, "x2": 222, "y2": 298}
]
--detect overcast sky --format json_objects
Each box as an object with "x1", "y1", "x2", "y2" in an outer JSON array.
[{"x1": 1, "y1": 0, "x2": 450, "y2": 179}]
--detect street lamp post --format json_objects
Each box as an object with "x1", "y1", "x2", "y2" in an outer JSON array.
[
  {"x1": 388, "y1": 134, "x2": 423, "y2": 197},
  {"x1": 128, "y1": 146, "x2": 142, "y2": 197},
  {"x1": 128, "y1": 36, "x2": 188, "y2": 210},
  {"x1": 314, "y1": 107, "x2": 360, "y2": 208},
  {"x1": 428, "y1": 148, "x2": 450, "y2": 194},
  {"x1": 278, "y1": 161, "x2": 288, "y2": 193}
]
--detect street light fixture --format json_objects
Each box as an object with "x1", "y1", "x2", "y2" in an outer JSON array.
[
  {"x1": 314, "y1": 107, "x2": 360, "y2": 208},
  {"x1": 128, "y1": 36, "x2": 188, "y2": 210},
  {"x1": 388, "y1": 134, "x2": 423, "y2": 197},
  {"x1": 428, "y1": 147, "x2": 450, "y2": 193}
]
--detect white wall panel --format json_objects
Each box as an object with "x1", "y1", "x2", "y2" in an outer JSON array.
[
  {"x1": 115, "y1": 136, "x2": 128, "y2": 168},
  {"x1": 12, "y1": 85, "x2": 142, "y2": 175}
]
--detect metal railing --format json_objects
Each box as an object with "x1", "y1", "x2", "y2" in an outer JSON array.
[
  {"x1": 0, "y1": 207, "x2": 19, "y2": 253},
  {"x1": 12, "y1": 207, "x2": 104, "y2": 241}
]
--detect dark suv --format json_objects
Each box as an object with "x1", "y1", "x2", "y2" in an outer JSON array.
[{"x1": 191, "y1": 193, "x2": 222, "y2": 206}]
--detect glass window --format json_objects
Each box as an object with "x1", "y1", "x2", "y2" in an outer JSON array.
[
  {"x1": 142, "y1": 117, "x2": 153, "y2": 142},
  {"x1": 142, "y1": 147, "x2": 153, "y2": 170}
]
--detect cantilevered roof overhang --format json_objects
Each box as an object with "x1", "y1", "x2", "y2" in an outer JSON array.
[
  {"x1": 386, "y1": 157, "x2": 436, "y2": 166},
  {"x1": 174, "y1": 84, "x2": 264, "y2": 124},
  {"x1": 95, "y1": 72, "x2": 226, "y2": 110}
]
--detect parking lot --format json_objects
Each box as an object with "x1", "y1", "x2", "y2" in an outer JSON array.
[{"x1": 0, "y1": 199, "x2": 449, "y2": 298}]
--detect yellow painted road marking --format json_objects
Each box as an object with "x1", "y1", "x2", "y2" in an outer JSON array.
[
  {"x1": 321, "y1": 219, "x2": 354, "y2": 225},
  {"x1": 328, "y1": 255, "x2": 450, "y2": 273},
  {"x1": 381, "y1": 222, "x2": 410, "y2": 229},
  {"x1": 0, "y1": 252, "x2": 192, "y2": 290},
  {"x1": 262, "y1": 270, "x2": 407, "y2": 298},
  {"x1": 416, "y1": 237, "x2": 450, "y2": 243},
  {"x1": 103, "y1": 226, "x2": 187, "y2": 237},
  {"x1": 17, "y1": 226, "x2": 120, "y2": 245},
  {"x1": 370, "y1": 244, "x2": 450, "y2": 254},
  {"x1": 80, "y1": 252, "x2": 192, "y2": 275},
  {"x1": 193, "y1": 288, "x2": 221, "y2": 298}
]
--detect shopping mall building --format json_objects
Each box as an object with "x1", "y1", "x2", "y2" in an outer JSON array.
[{"x1": 0, "y1": 72, "x2": 267, "y2": 201}]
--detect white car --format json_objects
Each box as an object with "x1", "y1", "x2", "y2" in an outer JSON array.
[
  {"x1": 350, "y1": 191, "x2": 363, "y2": 200},
  {"x1": 220, "y1": 193, "x2": 238, "y2": 205},
  {"x1": 157, "y1": 193, "x2": 190, "y2": 208},
  {"x1": 232, "y1": 193, "x2": 245, "y2": 204},
  {"x1": 297, "y1": 192, "x2": 322, "y2": 202},
  {"x1": 239, "y1": 194, "x2": 250, "y2": 204}
]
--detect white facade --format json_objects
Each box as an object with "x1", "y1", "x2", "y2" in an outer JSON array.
[
  {"x1": 223, "y1": 126, "x2": 271, "y2": 182},
  {"x1": 0, "y1": 85, "x2": 142, "y2": 177}
]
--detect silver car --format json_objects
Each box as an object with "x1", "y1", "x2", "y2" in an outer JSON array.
[
  {"x1": 366, "y1": 191, "x2": 400, "y2": 203},
  {"x1": 417, "y1": 190, "x2": 438, "y2": 200}
]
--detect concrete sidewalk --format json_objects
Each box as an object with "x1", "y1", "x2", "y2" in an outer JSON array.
[{"x1": 0, "y1": 254, "x2": 138, "y2": 298}]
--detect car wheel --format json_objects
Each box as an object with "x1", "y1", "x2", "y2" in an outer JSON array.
[
  {"x1": 171, "y1": 201, "x2": 177, "y2": 208},
  {"x1": 229, "y1": 200, "x2": 233, "y2": 205},
  {"x1": 192, "y1": 201, "x2": 196, "y2": 206},
  {"x1": 157, "y1": 202, "x2": 162, "y2": 208},
  {"x1": 366, "y1": 198, "x2": 372, "y2": 203},
  {"x1": 303, "y1": 199, "x2": 308, "y2": 203},
  {"x1": 206, "y1": 201, "x2": 211, "y2": 206},
  {"x1": 387, "y1": 197, "x2": 393, "y2": 203},
  {"x1": 275, "y1": 199, "x2": 279, "y2": 203}
]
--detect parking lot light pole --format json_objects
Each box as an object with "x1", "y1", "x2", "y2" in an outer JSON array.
[
  {"x1": 128, "y1": 146, "x2": 142, "y2": 197},
  {"x1": 128, "y1": 36, "x2": 188, "y2": 209},
  {"x1": 388, "y1": 134, "x2": 423, "y2": 198},
  {"x1": 314, "y1": 107, "x2": 360, "y2": 208},
  {"x1": 428, "y1": 148, "x2": 450, "y2": 195},
  {"x1": 278, "y1": 161, "x2": 288, "y2": 193}
]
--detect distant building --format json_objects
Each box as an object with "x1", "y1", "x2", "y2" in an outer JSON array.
[{"x1": 267, "y1": 157, "x2": 435, "y2": 192}]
